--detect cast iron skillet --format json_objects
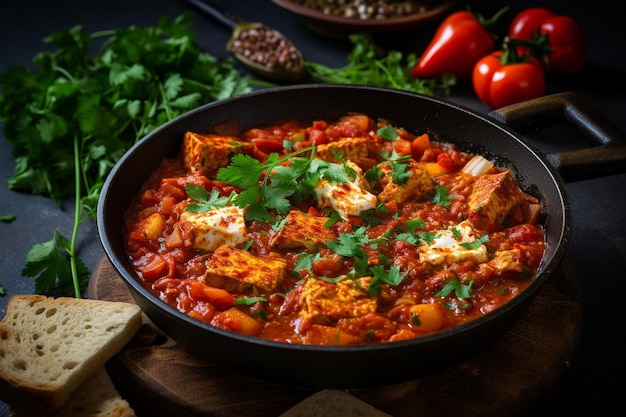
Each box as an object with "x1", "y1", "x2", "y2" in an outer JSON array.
[{"x1": 97, "y1": 85, "x2": 626, "y2": 388}]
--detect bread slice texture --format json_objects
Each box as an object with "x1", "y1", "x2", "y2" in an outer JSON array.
[
  {"x1": 0, "y1": 295, "x2": 142, "y2": 411},
  {"x1": 279, "y1": 389, "x2": 392, "y2": 417},
  {"x1": 9, "y1": 367, "x2": 136, "y2": 417}
]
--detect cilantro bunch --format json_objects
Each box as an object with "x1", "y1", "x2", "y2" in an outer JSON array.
[
  {"x1": 0, "y1": 14, "x2": 252, "y2": 297},
  {"x1": 305, "y1": 34, "x2": 456, "y2": 96}
]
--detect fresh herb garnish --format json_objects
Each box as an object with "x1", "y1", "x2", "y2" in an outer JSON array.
[
  {"x1": 185, "y1": 184, "x2": 234, "y2": 213},
  {"x1": 0, "y1": 14, "x2": 252, "y2": 297},
  {"x1": 460, "y1": 234, "x2": 489, "y2": 249},
  {"x1": 0, "y1": 214, "x2": 16, "y2": 223},
  {"x1": 377, "y1": 125, "x2": 399, "y2": 140},
  {"x1": 305, "y1": 34, "x2": 456, "y2": 96},
  {"x1": 388, "y1": 161, "x2": 412, "y2": 185},
  {"x1": 431, "y1": 185, "x2": 452, "y2": 207},
  {"x1": 234, "y1": 296, "x2": 268, "y2": 305},
  {"x1": 436, "y1": 278, "x2": 474, "y2": 299},
  {"x1": 217, "y1": 147, "x2": 316, "y2": 222}
]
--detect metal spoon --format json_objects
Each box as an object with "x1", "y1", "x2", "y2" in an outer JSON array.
[{"x1": 185, "y1": 0, "x2": 305, "y2": 82}]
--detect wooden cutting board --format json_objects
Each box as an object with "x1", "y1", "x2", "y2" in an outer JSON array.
[{"x1": 89, "y1": 257, "x2": 583, "y2": 417}]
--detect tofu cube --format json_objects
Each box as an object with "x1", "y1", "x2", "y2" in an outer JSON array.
[
  {"x1": 205, "y1": 244, "x2": 287, "y2": 293},
  {"x1": 270, "y1": 210, "x2": 336, "y2": 251},
  {"x1": 468, "y1": 170, "x2": 526, "y2": 226},
  {"x1": 315, "y1": 137, "x2": 369, "y2": 163},
  {"x1": 182, "y1": 131, "x2": 255, "y2": 176},
  {"x1": 298, "y1": 277, "x2": 377, "y2": 325},
  {"x1": 376, "y1": 160, "x2": 434, "y2": 204}
]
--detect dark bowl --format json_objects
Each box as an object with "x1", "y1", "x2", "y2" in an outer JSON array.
[
  {"x1": 98, "y1": 84, "x2": 571, "y2": 388},
  {"x1": 271, "y1": 0, "x2": 457, "y2": 38}
]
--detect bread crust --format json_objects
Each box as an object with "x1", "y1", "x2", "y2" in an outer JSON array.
[
  {"x1": 9, "y1": 367, "x2": 137, "y2": 417},
  {"x1": 0, "y1": 295, "x2": 142, "y2": 411}
]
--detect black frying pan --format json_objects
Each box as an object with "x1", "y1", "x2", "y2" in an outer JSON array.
[{"x1": 97, "y1": 85, "x2": 626, "y2": 388}]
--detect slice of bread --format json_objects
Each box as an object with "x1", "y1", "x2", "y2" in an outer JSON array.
[
  {"x1": 9, "y1": 367, "x2": 136, "y2": 417},
  {"x1": 279, "y1": 389, "x2": 392, "y2": 417},
  {"x1": 0, "y1": 295, "x2": 142, "y2": 411}
]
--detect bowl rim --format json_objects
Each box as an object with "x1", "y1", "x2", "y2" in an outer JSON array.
[{"x1": 270, "y1": 0, "x2": 458, "y2": 28}]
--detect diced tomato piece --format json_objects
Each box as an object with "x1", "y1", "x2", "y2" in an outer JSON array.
[
  {"x1": 411, "y1": 133, "x2": 431, "y2": 160},
  {"x1": 187, "y1": 280, "x2": 234, "y2": 310},
  {"x1": 251, "y1": 138, "x2": 284, "y2": 154},
  {"x1": 383, "y1": 199, "x2": 398, "y2": 215},
  {"x1": 307, "y1": 128, "x2": 328, "y2": 145},
  {"x1": 307, "y1": 206, "x2": 320, "y2": 216},
  {"x1": 212, "y1": 307, "x2": 263, "y2": 336},
  {"x1": 392, "y1": 139, "x2": 412, "y2": 156},
  {"x1": 436, "y1": 152, "x2": 455, "y2": 172},
  {"x1": 134, "y1": 252, "x2": 167, "y2": 282}
]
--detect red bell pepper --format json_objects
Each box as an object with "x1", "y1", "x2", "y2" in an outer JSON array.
[
  {"x1": 472, "y1": 38, "x2": 546, "y2": 108},
  {"x1": 411, "y1": 7, "x2": 508, "y2": 79},
  {"x1": 508, "y1": 7, "x2": 587, "y2": 74}
]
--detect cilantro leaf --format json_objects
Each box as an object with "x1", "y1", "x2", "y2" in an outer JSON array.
[
  {"x1": 21, "y1": 230, "x2": 89, "y2": 295},
  {"x1": 460, "y1": 234, "x2": 489, "y2": 249},
  {"x1": 377, "y1": 125, "x2": 398, "y2": 140},
  {"x1": 304, "y1": 33, "x2": 456, "y2": 96},
  {"x1": 431, "y1": 185, "x2": 452, "y2": 207},
  {"x1": 435, "y1": 278, "x2": 474, "y2": 299},
  {"x1": 327, "y1": 227, "x2": 370, "y2": 258},
  {"x1": 217, "y1": 146, "x2": 316, "y2": 222},
  {"x1": 185, "y1": 184, "x2": 233, "y2": 213},
  {"x1": 388, "y1": 161, "x2": 412, "y2": 185}
]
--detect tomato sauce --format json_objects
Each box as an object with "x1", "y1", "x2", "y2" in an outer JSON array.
[{"x1": 123, "y1": 114, "x2": 545, "y2": 345}]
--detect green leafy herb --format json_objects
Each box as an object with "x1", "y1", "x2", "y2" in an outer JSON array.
[
  {"x1": 0, "y1": 214, "x2": 16, "y2": 223},
  {"x1": 234, "y1": 296, "x2": 268, "y2": 305},
  {"x1": 305, "y1": 34, "x2": 456, "y2": 96},
  {"x1": 217, "y1": 147, "x2": 316, "y2": 222},
  {"x1": 435, "y1": 278, "x2": 474, "y2": 299},
  {"x1": 431, "y1": 185, "x2": 452, "y2": 207},
  {"x1": 377, "y1": 125, "x2": 398, "y2": 140},
  {"x1": 388, "y1": 161, "x2": 412, "y2": 185},
  {"x1": 0, "y1": 284, "x2": 5, "y2": 296},
  {"x1": 460, "y1": 234, "x2": 489, "y2": 249},
  {"x1": 0, "y1": 14, "x2": 253, "y2": 297},
  {"x1": 21, "y1": 230, "x2": 90, "y2": 295},
  {"x1": 185, "y1": 184, "x2": 234, "y2": 213}
]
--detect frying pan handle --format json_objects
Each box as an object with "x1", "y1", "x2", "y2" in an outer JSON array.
[{"x1": 488, "y1": 92, "x2": 626, "y2": 182}]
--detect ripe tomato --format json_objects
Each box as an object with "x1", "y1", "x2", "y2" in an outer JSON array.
[
  {"x1": 509, "y1": 7, "x2": 587, "y2": 74},
  {"x1": 472, "y1": 51, "x2": 545, "y2": 108}
]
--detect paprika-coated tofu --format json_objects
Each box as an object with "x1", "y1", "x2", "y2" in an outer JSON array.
[
  {"x1": 468, "y1": 170, "x2": 526, "y2": 226},
  {"x1": 298, "y1": 277, "x2": 377, "y2": 325},
  {"x1": 270, "y1": 210, "x2": 336, "y2": 251},
  {"x1": 314, "y1": 137, "x2": 369, "y2": 164},
  {"x1": 205, "y1": 244, "x2": 287, "y2": 293},
  {"x1": 182, "y1": 131, "x2": 255, "y2": 176},
  {"x1": 376, "y1": 160, "x2": 434, "y2": 204}
]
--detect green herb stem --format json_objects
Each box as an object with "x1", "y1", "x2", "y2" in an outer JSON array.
[{"x1": 70, "y1": 135, "x2": 82, "y2": 298}]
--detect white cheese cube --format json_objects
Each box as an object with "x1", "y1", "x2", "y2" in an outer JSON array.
[
  {"x1": 313, "y1": 162, "x2": 377, "y2": 220},
  {"x1": 180, "y1": 206, "x2": 248, "y2": 252},
  {"x1": 419, "y1": 220, "x2": 489, "y2": 266}
]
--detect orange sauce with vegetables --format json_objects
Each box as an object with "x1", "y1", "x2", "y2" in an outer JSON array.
[{"x1": 123, "y1": 114, "x2": 545, "y2": 345}]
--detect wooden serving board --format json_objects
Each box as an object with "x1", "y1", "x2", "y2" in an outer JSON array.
[{"x1": 89, "y1": 257, "x2": 583, "y2": 417}]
